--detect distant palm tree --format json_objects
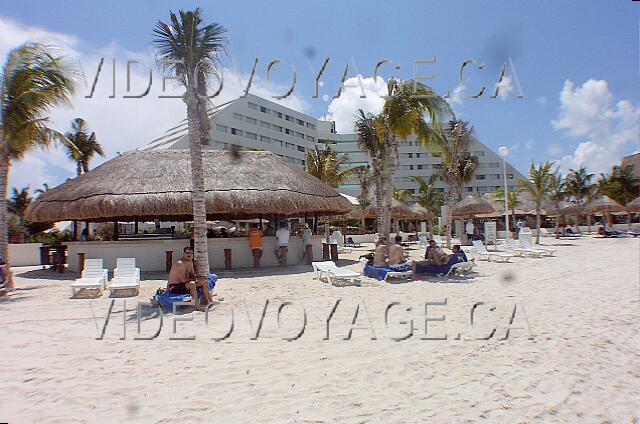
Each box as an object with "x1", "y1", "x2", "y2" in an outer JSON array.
[
  {"x1": 393, "y1": 189, "x2": 412, "y2": 203},
  {"x1": 437, "y1": 120, "x2": 479, "y2": 247},
  {"x1": 354, "y1": 109, "x2": 385, "y2": 235},
  {"x1": 409, "y1": 175, "x2": 444, "y2": 217},
  {"x1": 64, "y1": 118, "x2": 104, "y2": 176},
  {"x1": 565, "y1": 167, "x2": 594, "y2": 234},
  {"x1": 154, "y1": 9, "x2": 227, "y2": 281},
  {"x1": 377, "y1": 80, "x2": 452, "y2": 239},
  {"x1": 7, "y1": 187, "x2": 32, "y2": 225},
  {"x1": 597, "y1": 164, "x2": 640, "y2": 206},
  {"x1": 305, "y1": 145, "x2": 359, "y2": 187},
  {"x1": 1, "y1": 43, "x2": 76, "y2": 260},
  {"x1": 518, "y1": 161, "x2": 555, "y2": 243},
  {"x1": 548, "y1": 171, "x2": 566, "y2": 239},
  {"x1": 493, "y1": 188, "x2": 521, "y2": 231}
]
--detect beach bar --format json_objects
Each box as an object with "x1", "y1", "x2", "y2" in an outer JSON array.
[{"x1": 25, "y1": 150, "x2": 353, "y2": 272}]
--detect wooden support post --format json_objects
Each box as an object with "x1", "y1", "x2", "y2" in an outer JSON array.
[
  {"x1": 113, "y1": 220, "x2": 119, "y2": 241},
  {"x1": 78, "y1": 252, "x2": 85, "y2": 274},
  {"x1": 134, "y1": 218, "x2": 139, "y2": 234},
  {"x1": 224, "y1": 249, "x2": 232, "y2": 270}
]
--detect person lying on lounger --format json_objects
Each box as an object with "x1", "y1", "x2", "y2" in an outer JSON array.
[
  {"x1": 424, "y1": 239, "x2": 447, "y2": 266},
  {"x1": 411, "y1": 244, "x2": 468, "y2": 278},
  {"x1": 167, "y1": 247, "x2": 213, "y2": 310}
]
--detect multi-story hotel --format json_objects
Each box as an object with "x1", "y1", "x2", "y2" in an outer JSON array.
[{"x1": 143, "y1": 94, "x2": 525, "y2": 198}]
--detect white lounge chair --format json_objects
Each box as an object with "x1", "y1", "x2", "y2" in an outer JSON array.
[
  {"x1": 539, "y1": 228, "x2": 552, "y2": 239},
  {"x1": 418, "y1": 235, "x2": 429, "y2": 247},
  {"x1": 312, "y1": 261, "x2": 337, "y2": 281},
  {"x1": 432, "y1": 234, "x2": 442, "y2": 246},
  {"x1": 505, "y1": 238, "x2": 545, "y2": 258},
  {"x1": 519, "y1": 234, "x2": 556, "y2": 256},
  {"x1": 70, "y1": 259, "x2": 108, "y2": 296},
  {"x1": 312, "y1": 260, "x2": 360, "y2": 284},
  {"x1": 109, "y1": 258, "x2": 141, "y2": 295},
  {"x1": 472, "y1": 241, "x2": 513, "y2": 262},
  {"x1": 445, "y1": 260, "x2": 477, "y2": 278}
]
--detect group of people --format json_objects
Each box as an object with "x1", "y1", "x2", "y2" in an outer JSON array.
[
  {"x1": 248, "y1": 221, "x2": 314, "y2": 269},
  {"x1": 371, "y1": 236, "x2": 468, "y2": 277}
]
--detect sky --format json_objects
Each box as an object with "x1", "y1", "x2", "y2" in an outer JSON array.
[{"x1": 1, "y1": 0, "x2": 639, "y2": 193}]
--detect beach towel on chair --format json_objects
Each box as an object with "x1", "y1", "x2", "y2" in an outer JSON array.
[{"x1": 155, "y1": 274, "x2": 217, "y2": 310}]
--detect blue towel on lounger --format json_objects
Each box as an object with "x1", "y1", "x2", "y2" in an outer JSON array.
[
  {"x1": 363, "y1": 265, "x2": 402, "y2": 281},
  {"x1": 155, "y1": 274, "x2": 217, "y2": 310}
]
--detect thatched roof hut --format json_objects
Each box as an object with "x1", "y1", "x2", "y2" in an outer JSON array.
[
  {"x1": 547, "y1": 201, "x2": 581, "y2": 216},
  {"x1": 363, "y1": 199, "x2": 415, "y2": 219},
  {"x1": 410, "y1": 203, "x2": 432, "y2": 220},
  {"x1": 585, "y1": 195, "x2": 625, "y2": 214},
  {"x1": 452, "y1": 195, "x2": 495, "y2": 218},
  {"x1": 626, "y1": 197, "x2": 640, "y2": 213},
  {"x1": 25, "y1": 150, "x2": 353, "y2": 222}
]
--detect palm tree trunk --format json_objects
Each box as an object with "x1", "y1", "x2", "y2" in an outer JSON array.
[
  {"x1": 185, "y1": 86, "x2": 210, "y2": 280},
  {"x1": 445, "y1": 194, "x2": 453, "y2": 249},
  {"x1": 586, "y1": 214, "x2": 592, "y2": 234},
  {"x1": 535, "y1": 210, "x2": 541, "y2": 244},
  {"x1": 372, "y1": 158, "x2": 384, "y2": 237},
  {"x1": 76, "y1": 162, "x2": 82, "y2": 177},
  {"x1": 554, "y1": 214, "x2": 560, "y2": 239},
  {"x1": 0, "y1": 143, "x2": 9, "y2": 260},
  {"x1": 382, "y1": 134, "x2": 398, "y2": 240}
]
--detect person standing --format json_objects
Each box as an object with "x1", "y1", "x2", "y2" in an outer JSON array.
[
  {"x1": 248, "y1": 223, "x2": 264, "y2": 268},
  {"x1": 465, "y1": 220, "x2": 475, "y2": 245},
  {"x1": 302, "y1": 223, "x2": 313, "y2": 265},
  {"x1": 275, "y1": 221, "x2": 290, "y2": 268}
]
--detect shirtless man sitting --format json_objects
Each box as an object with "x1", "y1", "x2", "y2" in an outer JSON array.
[
  {"x1": 388, "y1": 235, "x2": 410, "y2": 269},
  {"x1": 167, "y1": 247, "x2": 213, "y2": 310},
  {"x1": 373, "y1": 237, "x2": 389, "y2": 267}
]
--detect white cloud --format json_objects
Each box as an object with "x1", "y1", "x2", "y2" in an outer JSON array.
[
  {"x1": 494, "y1": 75, "x2": 513, "y2": 100},
  {"x1": 551, "y1": 79, "x2": 639, "y2": 173},
  {"x1": 448, "y1": 83, "x2": 466, "y2": 105},
  {"x1": 535, "y1": 96, "x2": 548, "y2": 105},
  {"x1": 525, "y1": 139, "x2": 535, "y2": 150},
  {"x1": 324, "y1": 75, "x2": 387, "y2": 133},
  {"x1": 545, "y1": 143, "x2": 563, "y2": 157},
  {"x1": 1, "y1": 16, "x2": 310, "y2": 192}
]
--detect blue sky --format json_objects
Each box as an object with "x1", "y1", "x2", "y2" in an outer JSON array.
[{"x1": 1, "y1": 1, "x2": 639, "y2": 191}]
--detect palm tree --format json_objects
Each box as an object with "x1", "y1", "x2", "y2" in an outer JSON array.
[
  {"x1": 1, "y1": 43, "x2": 76, "y2": 261},
  {"x1": 437, "y1": 120, "x2": 479, "y2": 247},
  {"x1": 305, "y1": 145, "x2": 359, "y2": 187},
  {"x1": 377, "y1": 80, "x2": 452, "y2": 239},
  {"x1": 154, "y1": 9, "x2": 227, "y2": 282},
  {"x1": 493, "y1": 188, "x2": 521, "y2": 231},
  {"x1": 35, "y1": 182, "x2": 49, "y2": 196},
  {"x1": 7, "y1": 187, "x2": 32, "y2": 225},
  {"x1": 354, "y1": 109, "x2": 385, "y2": 235},
  {"x1": 548, "y1": 171, "x2": 566, "y2": 239},
  {"x1": 518, "y1": 161, "x2": 555, "y2": 243},
  {"x1": 64, "y1": 118, "x2": 104, "y2": 176},
  {"x1": 565, "y1": 167, "x2": 595, "y2": 234},
  {"x1": 597, "y1": 165, "x2": 640, "y2": 206},
  {"x1": 393, "y1": 189, "x2": 412, "y2": 203},
  {"x1": 409, "y1": 174, "x2": 444, "y2": 229}
]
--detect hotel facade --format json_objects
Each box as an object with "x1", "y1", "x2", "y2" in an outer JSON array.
[{"x1": 143, "y1": 94, "x2": 526, "y2": 198}]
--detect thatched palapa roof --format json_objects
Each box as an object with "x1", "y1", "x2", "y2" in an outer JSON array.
[
  {"x1": 25, "y1": 150, "x2": 353, "y2": 222},
  {"x1": 585, "y1": 195, "x2": 624, "y2": 214},
  {"x1": 452, "y1": 195, "x2": 495, "y2": 218},
  {"x1": 410, "y1": 203, "x2": 432, "y2": 220},
  {"x1": 363, "y1": 199, "x2": 416, "y2": 219},
  {"x1": 626, "y1": 196, "x2": 640, "y2": 213}
]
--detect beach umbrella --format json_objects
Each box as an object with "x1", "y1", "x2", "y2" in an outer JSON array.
[
  {"x1": 585, "y1": 195, "x2": 625, "y2": 214},
  {"x1": 25, "y1": 150, "x2": 353, "y2": 222},
  {"x1": 410, "y1": 203, "x2": 433, "y2": 220},
  {"x1": 363, "y1": 198, "x2": 416, "y2": 219},
  {"x1": 452, "y1": 195, "x2": 495, "y2": 218},
  {"x1": 625, "y1": 196, "x2": 640, "y2": 213}
]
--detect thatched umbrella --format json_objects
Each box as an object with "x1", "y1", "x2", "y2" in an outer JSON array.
[
  {"x1": 452, "y1": 195, "x2": 494, "y2": 218},
  {"x1": 626, "y1": 196, "x2": 640, "y2": 213},
  {"x1": 585, "y1": 195, "x2": 625, "y2": 229},
  {"x1": 25, "y1": 150, "x2": 353, "y2": 222},
  {"x1": 410, "y1": 203, "x2": 432, "y2": 220},
  {"x1": 363, "y1": 198, "x2": 416, "y2": 219},
  {"x1": 546, "y1": 201, "x2": 581, "y2": 236}
]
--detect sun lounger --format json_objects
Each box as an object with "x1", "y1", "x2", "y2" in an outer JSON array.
[
  {"x1": 505, "y1": 238, "x2": 545, "y2": 258},
  {"x1": 363, "y1": 263, "x2": 412, "y2": 282},
  {"x1": 312, "y1": 261, "x2": 360, "y2": 284},
  {"x1": 472, "y1": 241, "x2": 513, "y2": 262},
  {"x1": 109, "y1": 258, "x2": 141, "y2": 295},
  {"x1": 70, "y1": 259, "x2": 108, "y2": 296},
  {"x1": 445, "y1": 260, "x2": 477, "y2": 278},
  {"x1": 345, "y1": 237, "x2": 362, "y2": 248},
  {"x1": 519, "y1": 234, "x2": 556, "y2": 256},
  {"x1": 155, "y1": 274, "x2": 217, "y2": 310}
]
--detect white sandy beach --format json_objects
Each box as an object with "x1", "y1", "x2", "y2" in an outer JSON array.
[{"x1": 1, "y1": 236, "x2": 639, "y2": 423}]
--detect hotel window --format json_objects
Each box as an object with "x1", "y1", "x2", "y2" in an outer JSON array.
[
  {"x1": 274, "y1": 139, "x2": 283, "y2": 147},
  {"x1": 216, "y1": 124, "x2": 227, "y2": 133},
  {"x1": 297, "y1": 146, "x2": 305, "y2": 152},
  {"x1": 286, "y1": 157, "x2": 296, "y2": 164},
  {"x1": 260, "y1": 120, "x2": 270, "y2": 128},
  {"x1": 248, "y1": 102, "x2": 257, "y2": 110},
  {"x1": 246, "y1": 132, "x2": 257, "y2": 140},
  {"x1": 245, "y1": 116, "x2": 257, "y2": 125},
  {"x1": 285, "y1": 115, "x2": 294, "y2": 122},
  {"x1": 273, "y1": 111, "x2": 282, "y2": 118},
  {"x1": 306, "y1": 135, "x2": 315, "y2": 142},
  {"x1": 260, "y1": 106, "x2": 268, "y2": 113},
  {"x1": 260, "y1": 135, "x2": 270, "y2": 143},
  {"x1": 437, "y1": 188, "x2": 445, "y2": 193},
  {"x1": 432, "y1": 152, "x2": 442, "y2": 157},
  {"x1": 285, "y1": 128, "x2": 293, "y2": 135},
  {"x1": 487, "y1": 162, "x2": 499, "y2": 168},
  {"x1": 508, "y1": 174, "x2": 514, "y2": 179},
  {"x1": 306, "y1": 123, "x2": 315, "y2": 130},
  {"x1": 416, "y1": 153, "x2": 421, "y2": 158},
  {"x1": 297, "y1": 118, "x2": 305, "y2": 126},
  {"x1": 233, "y1": 113, "x2": 243, "y2": 120},
  {"x1": 286, "y1": 142, "x2": 295, "y2": 150},
  {"x1": 296, "y1": 132, "x2": 305, "y2": 139},
  {"x1": 301, "y1": 160, "x2": 306, "y2": 166},
  {"x1": 473, "y1": 151, "x2": 485, "y2": 156},
  {"x1": 272, "y1": 125, "x2": 283, "y2": 133},
  {"x1": 477, "y1": 174, "x2": 485, "y2": 180},
  {"x1": 465, "y1": 187, "x2": 473, "y2": 192},
  {"x1": 417, "y1": 164, "x2": 423, "y2": 170},
  {"x1": 230, "y1": 128, "x2": 242, "y2": 136}
]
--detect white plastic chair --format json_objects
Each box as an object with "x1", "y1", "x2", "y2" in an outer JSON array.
[
  {"x1": 109, "y1": 258, "x2": 141, "y2": 295},
  {"x1": 519, "y1": 234, "x2": 556, "y2": 256},
  {"x1": 505, "y1": 238, "x2": 545, "y2": 258},
  {"x1": 70, "y1": 259, "x2": 108, "y2": 296},
  {"x1": 472, "y1": 241, "x2": 513, "y2": 262}
]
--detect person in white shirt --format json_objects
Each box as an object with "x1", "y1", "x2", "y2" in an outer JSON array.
[
  {"x1": 465, "y1": 220, "x2": 475, "y2": 244},
  {"x1": 275, "y1": 221, "x2": 290, "y2": 267},
  {"x1": 302, "y1": 224, "x2": 313, "y2": 264}
]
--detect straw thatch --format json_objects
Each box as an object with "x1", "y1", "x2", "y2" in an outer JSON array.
[
  {"x1": 363, "y1": 198, "x2": 416, "y2": 219},
  {"x1": 452, "y1": 195, "x2": 494, "y2": 218},
  {"x1": 585, "y1": 195, "x2": 625, "y2": 214},
  {"x1": 25, "y1": 150, "x2": 353, "y2": 222},
  {"x1": 547, "y1": 201, "x2": 581, "y2": 216},
  {"x1": 410, "y1": 203, "x2": 433, "y2": 220},
  {"x1": 625, "y1": 196, "x2": 640, "y2": 213}
]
